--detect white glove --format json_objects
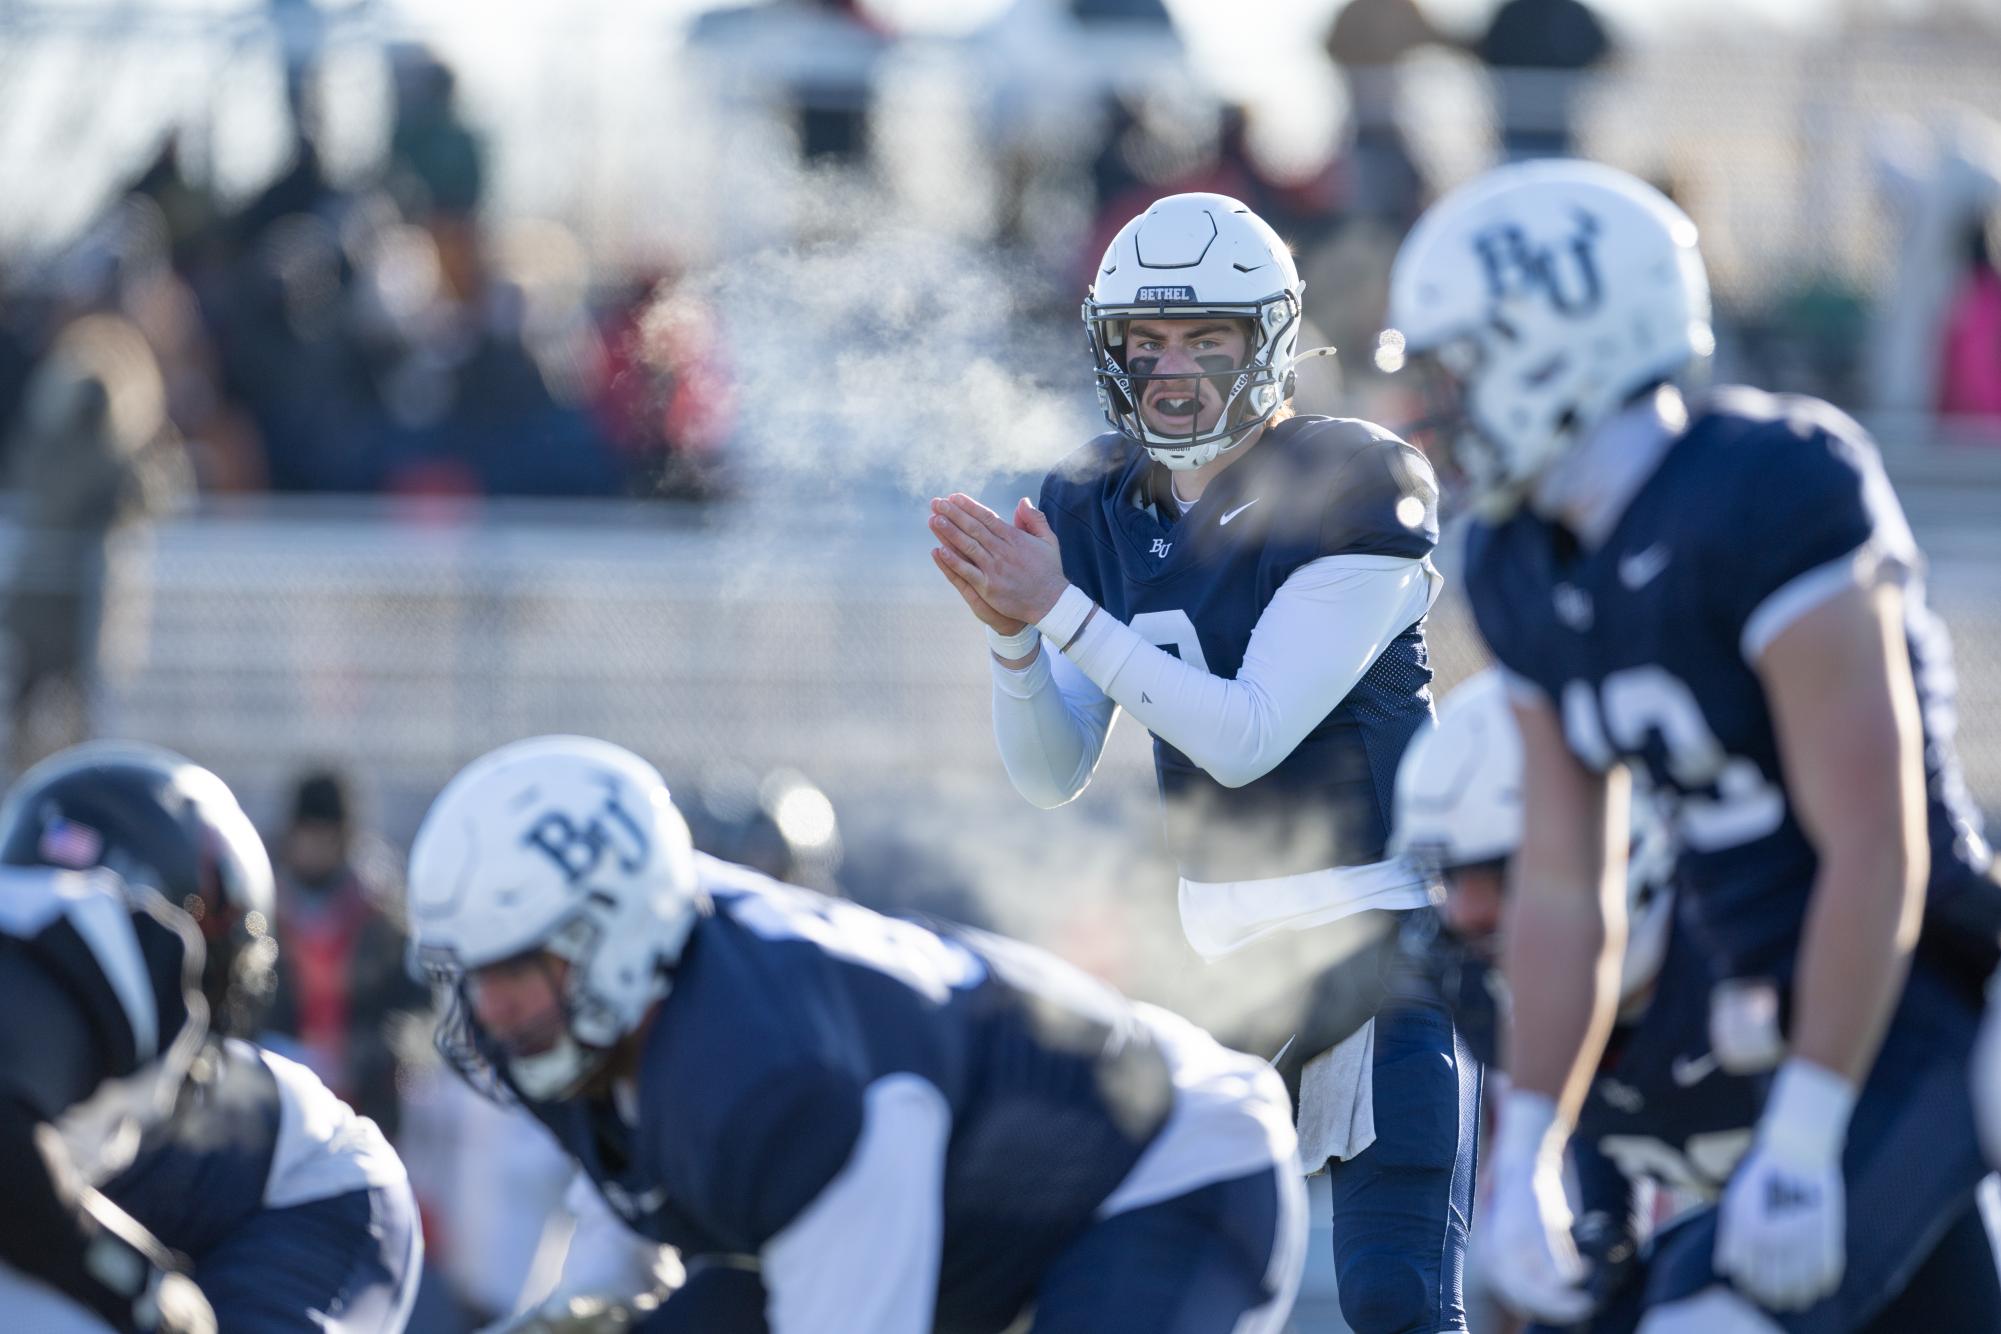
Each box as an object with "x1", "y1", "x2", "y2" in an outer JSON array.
[
  {"x1": 139, "y1": 1271, "x2": 217, "y2": 1334},
  {"x1": 1973, "y1": 972, "x2": 2001, "y2": 1167},
  {"x1": 1715, "y1": 1058, "x2": 1853, "y2": 1310},
  {"x1": 1482, "y1": 1090, "x2": 1596, "y2": 1325},
  {"x1": 481, "y1": 1290, "x2": 663, "y2": 1334}
]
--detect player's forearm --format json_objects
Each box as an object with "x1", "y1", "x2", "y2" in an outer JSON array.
[
  {"x1": 1038, "y1": 560, "x2": 1430, "y2": 789},
  {"x1": 1501, "y1": 886, "x2": 1624, "y2": 1121},
  {"x1": 989, "y1": 642, "x2": 1111, "y2": 808},
  {"x1": 1756, "y1": 581, "x2": 1929, "y2": 1083},
  {"x1": 1787, "y1": 834, "x2": 1923, "y2": 1084}
]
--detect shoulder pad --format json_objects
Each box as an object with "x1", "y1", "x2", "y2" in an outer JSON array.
[
  {"x1": 1044, "y1": 433, "x2": 1132, "y2": 494},
  {"x1": 1292, "y1": 418, "x2": 1439, "y2": 559}
]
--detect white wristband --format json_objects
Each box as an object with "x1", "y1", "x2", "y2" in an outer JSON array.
[
  {"x1": 1759, "y1": 1058, "x2": 1855, "y2": 1165},
  {"x1": 1494, "y1": 1089, "x2": 1567, "y2": 1173},
  {"x1": 986, "y1": 625, "x2": 1040, "y2": 661},
  {"x1": 1035, "y1": 585, "x2": 1096, "y2": 651}
]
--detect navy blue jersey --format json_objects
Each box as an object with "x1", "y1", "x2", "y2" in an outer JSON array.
[
  {"x1": 1465, "y1": 388, "x2": 1993, "y2": 984},
  {"x1": 1041, "y1": 415, "x2": 1440, "y2": 881},
  {"x1": 520, "y1": 859, "x2": 1176, "y2": 1334},
  {"x1": 104, "y1": 1039, "x2": 284, "y2": 1256},
  {"x1": 1577, "y1": 922, "x2": 1763, "y2": 1203}
]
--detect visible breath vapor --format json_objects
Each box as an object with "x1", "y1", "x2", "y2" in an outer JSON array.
[
  {"x1": 666, "y1": 221, "x2": 1098, "y2": 501},
  {"x1": 646, "y1": 171, "x2": 1387, "y2": 1063},
  {"x1": 868, "y1": 773, "x2": 1394, "y2": 1065}
]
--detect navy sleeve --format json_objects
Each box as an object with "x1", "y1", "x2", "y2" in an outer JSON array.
[
  {"x1": 1318, "y1": 430, "x2": 1440, "y2": 560},
  {"x1": 680, "y1": 1063, "x2": 866, "y2": 1254},
  {"x1": 1710, "y1": 401, "x2": 1917, "y2": 655},
  {"x1": 1462, "y1": 521, "x2": 1535, "y2": 682}
]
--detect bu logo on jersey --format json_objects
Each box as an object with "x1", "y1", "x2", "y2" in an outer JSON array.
[
  {"x1": 1149, "y1": 537, "x2": 1172, "y2": 558},
  {"x1": 524, "y1": 779, "x2": 651, "y2": 884},
  {"x1": 1472, "y1": 211, "x2": 1603, "y2": 316}
]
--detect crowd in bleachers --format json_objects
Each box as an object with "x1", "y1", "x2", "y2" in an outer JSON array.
[
  {"x1": 0, "y1": 45, "x2": 734, "y2": 507},
  {"x1": 2, "y1": 6, "x2": 2000, "y2": 1326}
]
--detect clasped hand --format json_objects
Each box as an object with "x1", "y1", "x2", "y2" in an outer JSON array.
[{"x1": 928, "y1": 494, "x2": 1069, "y2": 634}]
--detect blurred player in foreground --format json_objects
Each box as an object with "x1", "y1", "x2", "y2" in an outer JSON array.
[
  {"x1": 1393, "y1": 672, "x2": 2001, "y2": 1331},
  {"x1": 0, "y1": 820, "x2": 212, "y2": 1330},
  {"x1": 0, "y1": 743, "x2": 420, "y2": 1333},
  {"x1": 1389, "y1": 158, "x2": 2001, "y2": 1331},
  {"x1": 931, "y1": 191, "x2": 1478, "y2": 1334},
  {"x1": 408, "y1": 734, "x2": 1306, "y2": 1334}
]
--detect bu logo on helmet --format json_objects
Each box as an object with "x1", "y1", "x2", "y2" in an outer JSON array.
[
  {"x1": 1472, "y1": 211, "x2": 1603, "y2": 316},
  {"x1": 524, "y1": 780, "x2": 651, "y2": 884}
]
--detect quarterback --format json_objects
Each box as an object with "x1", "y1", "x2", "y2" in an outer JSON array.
[{"x1": 931, "y1": 192, "x2": 1479, "y2": 1333}]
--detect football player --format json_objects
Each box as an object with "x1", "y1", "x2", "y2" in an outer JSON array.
[
  {"x1": 0, "y1": 842, "x2": 213, "y2": 1331},
  {"x1": 407, "y1": 735, "x2": 1307, "y2": 1334},
  {"x1": 929, "y1": 192, "x2": 1479, "y2": 1334},
  {"x1": 1393, "y1": 672, "x2": 2001, "y2": 1332},
  {"x1": 0, "y1": 743, "x2": 422, "y2": 1333},
  {"x1": 1388, "y1": 159, "x2": 2001, "y2": 1332}
]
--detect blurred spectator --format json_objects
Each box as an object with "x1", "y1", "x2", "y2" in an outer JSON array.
[
  {"x1": 794, "y1": 1, "x2": 886, "y2": 164},
  {"x1": 1736, "y1": 271, "x2": 1871, "y2": 406},
  {"x1": 3, "y1": 314, "x2": 191, "y2": 775},
  {"x1": 233, "y1": 122, "x2": 343, "y2": 254},
  {"x1": 1870, "y1": 110, "x2": 2001, "y2": 415},
  {"x1": 266, "y1": 767, "x2": 429, "y2": 1138},
  {"x1": 1938, "y1": 217, "x2": 2001, "y2": 421},
  {"x1": 1326, "y1": 0, "x2": 1448, "y2": 226},
  {"x1": 594, "y1": 276, "x2": 737, "y2": 499},
  {"x1": 127, "y1": 135, "x2": 224, "y2": 277},
  {"x1": 387, "y1": 48, "x2": 487, "y2": 224},
  {"x1": 1477, "y1": 0, "x2": 1613, "y2": 161},
  {"x1": 1071, "y1": 0, "x2": 1170, "y2": 16},
  {"x1": 209, "y1": 213, "x2": 384, "y2": 492}
]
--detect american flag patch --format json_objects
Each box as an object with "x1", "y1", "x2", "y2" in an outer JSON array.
[{"x1": 39, "y1": 816, "x2": 103, "y2": 869}]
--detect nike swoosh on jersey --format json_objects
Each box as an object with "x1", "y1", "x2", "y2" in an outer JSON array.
[
  {"x1": 1619, "y1": 543, "x2": 1672, "y2": 589},
  {"x1": 1218, "y1": 499, "x2": 1261, "y2": 526},
  {"x1": 1670, "y1": 1051, "x2": 1719, "y2": 1087}
]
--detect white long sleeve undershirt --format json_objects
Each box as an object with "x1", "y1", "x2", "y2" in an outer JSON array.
[
  {"x1": 762, "y1": 1075, "x2": 949, "y2": 1334},
  {"x1": 990, "y1": 553, "x2": 1440, "y2": 803}
]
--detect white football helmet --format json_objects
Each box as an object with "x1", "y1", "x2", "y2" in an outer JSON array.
[
  {"x1": 1386, "y1": 160, "x2": 1713, "y2": 517},
  {"x1": 1085, "y1": 192, "x2": 1304, "y2": 471},
  {"x1": 408, "y1": 735, "x2": 700, "y2": 1100},
  {"x1": 1392, "y1": 671, "x2": 1674, "y2": 1006}
]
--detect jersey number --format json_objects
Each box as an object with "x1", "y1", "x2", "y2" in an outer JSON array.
[
  {"x1": 1596, "y1": 1129, "x2": 1752, "y2": 1198},
  {"x1": 1130, "y1": 609, "x2": 1209, "y2": 673},
  {"x1": 1562, "y1": 667, "x2": 1785, "y2": 852}
]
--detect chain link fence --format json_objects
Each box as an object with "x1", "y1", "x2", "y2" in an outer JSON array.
[{"x1": 6, "y1": 447, "x2": 1992, "y2": 844}]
